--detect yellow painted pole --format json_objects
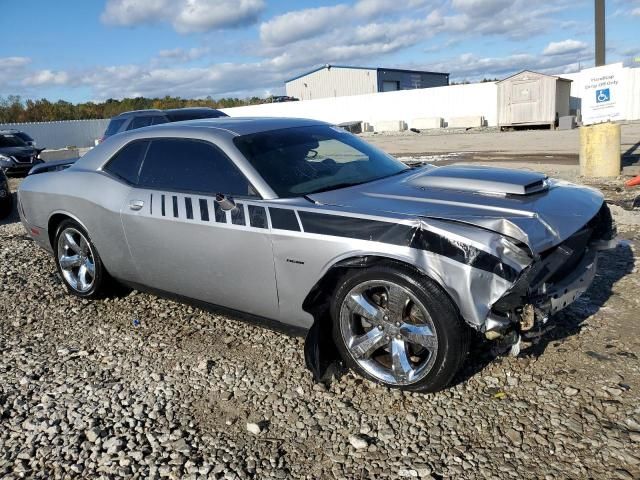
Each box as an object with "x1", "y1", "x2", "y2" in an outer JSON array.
[{"x1": 579, "y1": 122, "x2": 621, "y2": 177}]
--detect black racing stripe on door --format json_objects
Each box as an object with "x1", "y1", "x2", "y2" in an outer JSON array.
[
  {"x1": 297, "y1": 211, "x2": 518, "y2": 281},
  {"x1": 172, "y1": 196, "x2": 179, "y2": 218},
  {"x1": 185, "y1": 197, "x2": 193, "y2": 220},
  {"x1": 199, "y1": 199, "x2": 209, "y2": 221},
  {"x1": 269, "y1": 207, "x2": 301, "y2": 231}
]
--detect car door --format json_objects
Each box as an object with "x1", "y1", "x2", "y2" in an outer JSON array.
[{"x1": 119, "y1": 137, "x2": 280, "y2": 319}]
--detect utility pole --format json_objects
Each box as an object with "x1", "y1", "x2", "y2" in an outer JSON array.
[{"x1": 595, "y1": 0, "x2": 605, "y2": 66}]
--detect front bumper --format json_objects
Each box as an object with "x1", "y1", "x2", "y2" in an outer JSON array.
[
  {"x1": 486, "y1": 202, "x2": 616, "y2": 339},
  {"x1": 535, "y1": 248, "x2": 598, "y2": 317},
  {"x1": 1, "y1": 159, "x2": 43, "y2": 175}
]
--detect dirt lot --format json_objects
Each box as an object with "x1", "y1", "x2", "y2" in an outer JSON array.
[{"x1": 1, "y1": 155, "x2": 640, "y2": 479}]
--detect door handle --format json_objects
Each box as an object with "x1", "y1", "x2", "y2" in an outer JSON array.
[{"x1": 129, "y1": 200, "x2": 144, "y2": 211}]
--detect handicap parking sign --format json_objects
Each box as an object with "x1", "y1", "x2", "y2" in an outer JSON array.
[{"x1": 596, "y1": 88, "x2": 610, "y2": 103}]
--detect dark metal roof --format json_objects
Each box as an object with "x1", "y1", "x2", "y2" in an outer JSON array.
[{"x1": 285, "y1": 64, "x2": 450, "y2": 83}]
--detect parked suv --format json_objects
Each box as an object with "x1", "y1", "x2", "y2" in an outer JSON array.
[
  {"x1": 101, "y1": 107, "x2": 228, "y2": 142},
  {"x1": 0, "y1": 129, "x2": 36, "y2": 147},
  {"x1": 0, "y1": 131, "x2": 44, "y2": 175}
]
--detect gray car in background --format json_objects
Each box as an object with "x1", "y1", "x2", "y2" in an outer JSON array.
[
  {"x1": 100, "y1": 107, "x2": 228, "y2": 142},
  {"x1": 17, "y1": 117, "x2": 616, "y2": 392}
]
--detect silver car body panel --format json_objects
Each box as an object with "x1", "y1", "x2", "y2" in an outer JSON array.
[{"x1": 18, "y1": 117, "x2": 611, "y2": 331}]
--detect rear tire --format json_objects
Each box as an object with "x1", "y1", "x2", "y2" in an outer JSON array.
[
  {"x1": 0, "y1": 196, "x2": 11, "y2": 219},
  {"x1": 331, "y1": 264, "x2": 469, "y2": 393},
  {"x1": 54, "y1": 219, "x2": 109, "y2": 298}
]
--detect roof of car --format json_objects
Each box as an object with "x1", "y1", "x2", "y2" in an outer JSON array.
[
  {"x1": 160, "y1": 116, "x2": 328, "y2": 136},
  {"x1": 163, "y1": 107, "x2": 222, "y2": 114},
  {"x1": 115, "y1": 109, "x2": 164, "y2": 117},
  {"x1": 115, "y1": 107, "x2": 224, "y2": 118}
]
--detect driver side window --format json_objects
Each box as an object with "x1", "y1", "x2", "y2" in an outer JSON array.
[{"x1": 136, "y1": 138, "x2": 257, "y2": 197}]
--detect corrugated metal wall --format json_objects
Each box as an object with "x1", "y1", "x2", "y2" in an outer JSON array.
[
  {"x1": 286, "y1": 67, "x2": 378, "y2": 100},
  {"x1": 377, "y1": 70, "x2": 449, "y2": 91},
  {"x1": 0, "y1": 119, "x2": 109, "y2": 149}
]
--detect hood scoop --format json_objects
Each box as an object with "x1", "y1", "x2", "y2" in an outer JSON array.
[{"x1": 407, "y1": 165, "x2": 548, "y2": 196}]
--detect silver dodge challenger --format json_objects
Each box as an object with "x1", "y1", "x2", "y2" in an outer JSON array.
[{"x1": 18, "y1": 117, "x2": 616, "y2": 392}]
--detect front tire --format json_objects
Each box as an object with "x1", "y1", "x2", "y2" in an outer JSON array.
[
  {"x1": 54, "y1": 219, "x2": 108, "y2": 298},
  {"x1": 331, "y1": 264, "x2": 469, "y2": 393}
]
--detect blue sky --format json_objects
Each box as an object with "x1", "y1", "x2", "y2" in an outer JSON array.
[{"x1": 1, "y1": 0, "x2": 638, "y2": 103}]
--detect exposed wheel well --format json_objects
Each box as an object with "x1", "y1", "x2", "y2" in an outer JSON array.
[
  {"x1": 47, "y1": 213, "x2": 73, "y2": 249},
  {"x1": 302, "y1": 255, "x2": 443, "y2": 318}
]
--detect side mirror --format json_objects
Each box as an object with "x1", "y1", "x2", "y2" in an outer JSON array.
[{"x1": 215, "y1": 193, "x2": 236, "y2": 211}]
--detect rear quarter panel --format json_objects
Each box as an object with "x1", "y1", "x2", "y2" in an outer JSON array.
[{"x1": 19, "y1": 170, "x2": 138, "y2": 282}]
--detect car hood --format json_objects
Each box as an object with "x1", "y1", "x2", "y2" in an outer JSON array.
[
  {"x1": 307, "y1": 165, "x2": 605, "y2": 254},
  {"x1": 0, "y1": 146, "x2": 37, "y2": 157}
]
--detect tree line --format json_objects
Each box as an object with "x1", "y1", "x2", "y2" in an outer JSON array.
[{"x1": 0, "y1": 95, "x2": 267, "y2": 124}]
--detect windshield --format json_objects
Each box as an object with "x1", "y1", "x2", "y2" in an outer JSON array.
[
  {"x1": 234, "y1": 125, "x2": 408, "y2": 198},
  {"x1": 0, "y1": 134, "x2": 27, "y2": 148}
]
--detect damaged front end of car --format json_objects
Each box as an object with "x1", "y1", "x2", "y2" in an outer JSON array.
[{"x1": 484, "y1": 202, "x2": 617, "y2": 346}]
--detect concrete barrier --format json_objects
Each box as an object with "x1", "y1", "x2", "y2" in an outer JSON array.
[
  {"x1": 410, "y1": 117, "x2": 443, "y2": 129},
  {"x1": 446, "y1": 116, "x2": 484, "y2": 128},
  {"x1": 40, "y1": 148, "x2": 80, "y2": 162},
  {"x1": 371, "y1": 120, "x2": 407, "y2": 132}
]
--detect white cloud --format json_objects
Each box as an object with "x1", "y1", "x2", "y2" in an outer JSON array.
[
  {"x1": 0, "y1": 57, "x2": 32, "y2": 90},
  {"x1": 6, "y1": 0, "x2": 601, "y2": 101},
  {"x1": 259, "y1": 5, "x2": 350, "y2": 46},
  {"x1": 259, "y1": 0, "x2": 433, "y2": 47},
  {"x1": 157, "y1": 47, "x2": 209, "y2": 62},
  {"x1": 101, "y1": 0, "x2": 168, "y2": 26},
  {"x1": 22, "y1": 70, "x2": 70, "y2": 86},
  {"x1": 0, "y1": 57, "x2": 31, "y2": 68},
  {"x1": 424, "y1": 41, "x2": 590, "y2": 82},
  {"x1": 632, "y1": 7, "x2": 640, "y2": 16},
  {"x1": 543, "y1": 39, "x2": 588, "y2": 56},
  {"x1": 173, "y1": 0, "x2": 266, "y2": 33},
  {"x1": 354, "y1": 0, "x2": 428, "y2": 17},
  {"x1": 101, "y1": 0, "x2": 265, "y2": 33},
  {"x1": 450, "y1": 0, "x2": 512, "y2": 17}
]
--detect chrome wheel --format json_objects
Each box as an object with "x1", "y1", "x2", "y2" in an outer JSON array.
[
  {"x1": 57, "y1": 227, "x2": 96, "y2": 293},
  {"x1": 339, "y1": 280, "x2": 438, "y2": 386}
]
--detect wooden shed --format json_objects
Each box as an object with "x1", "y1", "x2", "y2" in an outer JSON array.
[{"x1": 497, "y1": 70, "x2": 572, "y2": 129}]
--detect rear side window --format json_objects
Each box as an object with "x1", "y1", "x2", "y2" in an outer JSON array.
[
  {"x1": 105, "y1": 118, "x2": 126, "y2": 136},
  {"x1": 138, "y1": 138, "x2": 256, "y2": 196},
  {"x1": 128, "y1": 116, "x2": 154, "y2": 130},
  {"x1": 103, "y1": 140, "x2": 149, "y2": 184},
  {"x1": 152, "y1": 116, "x2": 169, "y2": 125}
]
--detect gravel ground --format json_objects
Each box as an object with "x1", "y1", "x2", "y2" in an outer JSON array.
[{"x1": 1, "y1": 175, "x2": 640, "y2": 479}]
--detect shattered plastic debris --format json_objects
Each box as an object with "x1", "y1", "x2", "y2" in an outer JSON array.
[{"x1": 132, "y1": 318, "x2": 140, "y2": 328}]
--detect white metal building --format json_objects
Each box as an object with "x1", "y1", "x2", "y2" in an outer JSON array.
[{"x1": 285, "y1": 65, "x2": 449, "y2": 100}]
